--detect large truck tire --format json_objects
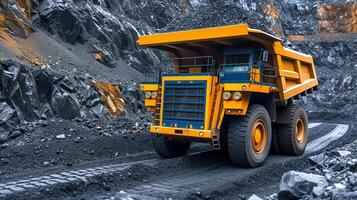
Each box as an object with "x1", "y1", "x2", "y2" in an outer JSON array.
[
  {"x1": 227, "y1": 104, "x2": 272, "y2": 168},
  {"x1": 153, "y1": 136, "x2": 191, "y2": 158},
  {"x1": 277, "y1": 104, "x2": 308, "y2": 156}
]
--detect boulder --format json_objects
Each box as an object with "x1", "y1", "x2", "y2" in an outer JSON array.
[
  {"x1": 0, "y1": 100, "x2": 15, "y2": 123},
  {"x1": 50, "y1": 88, "x2": 80, "y2": 119},
  {"x1": 278, "y1": 171, "x2": 328, "y2": 200}
]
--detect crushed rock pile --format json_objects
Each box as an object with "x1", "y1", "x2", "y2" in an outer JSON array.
[
  {"x1": 278, "y1": 142, "x2": 357, "y2": 200},
  {"x1": 164, "y1": 0, "x2": 279, "y2": 35},
  {"x1": 34, "y1": 0, "x2": 185, "y2": 72},
  {"x1": 292, "y1": 39, "x2": 357, "y2": 119},
  {"x1": 0, "y1": 60, "x2": 146, "y2": 143}
]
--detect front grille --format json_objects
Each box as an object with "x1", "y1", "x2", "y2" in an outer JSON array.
[{"x1": 162, "y1": 80, "x2": 207, "y2": 129}]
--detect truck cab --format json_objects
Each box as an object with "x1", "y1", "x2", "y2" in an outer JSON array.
[{"x1": 138, "y1": 24, "x2": 318, "y2": 167}]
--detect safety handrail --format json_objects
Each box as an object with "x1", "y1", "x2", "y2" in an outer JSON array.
[{"x1": 172, "y1": 56, "x2": 216, "y2": 73}]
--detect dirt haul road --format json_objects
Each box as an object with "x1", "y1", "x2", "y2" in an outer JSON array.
[{"x1": 0, "y1": 122, "x2": 354, "y2": 200}]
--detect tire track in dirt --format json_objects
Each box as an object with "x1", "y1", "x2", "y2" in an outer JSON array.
[{"x1": 0, "y1": 123, "x2": 350, "y2": 199}]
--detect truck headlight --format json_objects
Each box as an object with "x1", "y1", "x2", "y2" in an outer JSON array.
[
  {"x1": 145, "y1": 92, "x2": 151, "y2": 99},
  {"x1": 223, "y1": 92, "x2": 231, "y2": 100},
  {"x1": 232, "y1": 92, "x2": 242, "y2": 100},
  {"x1": 151, "y1": 92, "x2": 158, "y2": 99}
]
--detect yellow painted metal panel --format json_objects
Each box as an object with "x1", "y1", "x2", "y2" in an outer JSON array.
[
  {"x1": 138, "y1": 24, "x2": 250, "y2": 46},
  {"x1": 150, "y1": 126, "x2": 212, "y2": 139},
  {"x1": 279, "y1": 70, "x2": 300, "y2": 80},
  {"x1": 300, "y1": 62, "x2": 313, "y2": 82},
  {"x1": 145, "y1": 99, "x2": 156, "y2": 107},
  {"x1": 283, "y1": 79, "x2": 318, "y2": 99},
  {"x1": 273, "y1": 45, "x2": 313, "y2": 63},
  {"x1": 211, "y1": 84, "x2": 223, "y2": 129},
  {"x1": 223, "y1": 83, "x2": 276, "y2": 93},
  {"x1": 140, "y1": 84, "x2": 159, "y2": 91},
  {"x1": 273, "y1": 45, "x2": 318, "y2": 100},
  {"x1": 281, "y1": 58, "x2": 295, "y2": 71},
  {"x1": 222, "y1": 93, "x2": 251, "y2": 115}
]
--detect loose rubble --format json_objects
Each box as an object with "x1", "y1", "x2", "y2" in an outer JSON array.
[
  {"x1": 278, "y1": 141, "x2": 357, "y2": 200},
  {"x1": 0, "y1": 60, "x2": 147, "y2": 143}
]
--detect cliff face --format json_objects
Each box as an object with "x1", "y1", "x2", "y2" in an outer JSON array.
[
  {"x1": 0, "y1": 0, "x2": 32, "y2": 38},
  {"x1": 317, "y1": 2, "x2": 357, "y2": 34},
  {"x1": 33, "y1": 0, "x2": 190, "y2": 72},
  {"x1": 0, "y1": 0, "x2": 356, "y2": 119}
]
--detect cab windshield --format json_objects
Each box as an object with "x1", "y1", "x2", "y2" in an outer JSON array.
[{"x1": 222, "y1": 54, "x2": 250, "y2": 73}]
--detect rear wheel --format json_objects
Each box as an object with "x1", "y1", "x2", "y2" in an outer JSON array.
[
  {"x1": 278, "y1": 104, "x2": 308, "y2": 156},
  {"x1": 153, "y1": 136, "x2": 191, "y2": 158},
  {"x1": 227, "y1": 104, "x2": 272, "y2": 167}
]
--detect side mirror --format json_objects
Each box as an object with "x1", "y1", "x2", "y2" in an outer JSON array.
[{"x1": 262, "y1": 50, "x2": 269, "y2": 62}]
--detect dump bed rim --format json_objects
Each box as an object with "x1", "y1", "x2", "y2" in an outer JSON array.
[{"x1": 137, "y1": 24, "x2": 282, "y2": 47}]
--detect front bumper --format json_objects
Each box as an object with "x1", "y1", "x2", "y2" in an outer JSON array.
[{"x1": 150, "y1": 126, "x2": 212, "y2": 139}]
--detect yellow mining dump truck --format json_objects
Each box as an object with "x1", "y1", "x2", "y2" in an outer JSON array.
[{"x1": 138, "y1": 24, "x2": 318, "y2": 167}]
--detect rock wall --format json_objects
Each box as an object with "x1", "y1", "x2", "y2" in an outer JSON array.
[
  {"x1": 0, "y1": 0, "x2": 356, "y2": 121},
  {"x1": 293, "y1": 39, "x2": 357, "y2": 119},
  {"x1": 0, "y1": 0, "x2": 32, "y2": 38},
  {"x1": 0, "y1": 60, "x2": 145, "y2": 143},
  {"x1": 33, "y1": 0, "x2": 187, "y2": 72},
  {"x1": 317, "y1": 2, "x2": 357, "y2": 34}
]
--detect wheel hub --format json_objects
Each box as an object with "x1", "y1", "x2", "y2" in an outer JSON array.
[
  {"x1": 251, "y1": 120, "x2": 267, "y2": 154},
  {"x1": 296, "y1": 118, "x2": 305, "y2": 144}
]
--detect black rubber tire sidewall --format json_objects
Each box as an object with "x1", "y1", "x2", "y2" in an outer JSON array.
[
  {"x1": 227, "y1": 104, "x2": 272, "y2": 167},
  {"x1": 153, "y1": 136, "x2": 191, "y2": 158},
  {"x1": 246, "y1": 107, "x2": 272, "y2": 165}
]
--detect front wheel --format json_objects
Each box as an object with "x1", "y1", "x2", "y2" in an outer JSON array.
[
  {"x1": 153, "y1": 136, "x2": 191, "y2": 158},
  {"x1": 227, "y1": 104, "x2": 272, "y2": 168}
]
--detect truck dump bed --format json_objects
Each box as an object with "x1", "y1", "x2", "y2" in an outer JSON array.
[{"x1": 137, "y1": 24, "x2": 318, "y2": 100}]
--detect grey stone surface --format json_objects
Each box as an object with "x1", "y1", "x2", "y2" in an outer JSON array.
[
  {"x1": 77, "y1": 169, "x2": 90, "y2": 173},
  {"x1": 3, "y1": 185, "x2": 25, "y2": 192},
  {"x1": 69, "y1": 171, "x2": 87, "y2": 175},
  {"x1": 29, "y1": 181, "x2": 48, "y2": 187},
  {"x1": 4, "y1": 181, "x2": 18, "y2": 185},
  {"x1": 16, "y1": 183, "x2": 37, "y2": 189},
  {"x1": 29, "y1": 177, "x2": 43, "y2": 181},
  {"x1": 40, "y1": 176, "x2": 53, "y2": 179},
  {"x1": 60, "y1": 172, "x2": 76, "y2": 177},
  {"x1": 38, "y1": 180, "x2": 59, "y2": 185},
  {"x1": 0, "y1": 189, "x2": 13, "y2": 195},
  {"x1": 16, "y1": 179, "x2": 32, "y2": 183},
  {"x1": 50, "y1": 179, "x2": 68, "y2": 184},
  {"x1": 63, "y1": 177, "x2": 77, "y2": 182},
  {"x1": 86, "y1": 168, "x2": 99, "y2": 171},
  {"x1": 82, "y1": 174, "x2": 96, "y2": 178},
  {"x1": 50, "y1": 174, "x2": 66, "y2": 179}
]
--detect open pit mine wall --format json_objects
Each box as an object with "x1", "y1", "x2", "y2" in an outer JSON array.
[
  {"x1": 0, "y1": 0, "x2": 355, "y2": 69},
  {"x1": 0, "y1": 0, "x2": 356, "y2": 123}
]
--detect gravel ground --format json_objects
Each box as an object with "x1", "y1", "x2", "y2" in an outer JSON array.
[{"x1": 0, "y1": 118, "x2": 153, "y2": 177}]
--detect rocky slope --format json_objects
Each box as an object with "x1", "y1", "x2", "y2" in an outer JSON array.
[
  {"x1": 0, "y1": 0, "x2": 356, "y2": 138},
  {"x1": 34, "y1": 0, "x2": 183, "y2": 72},
  {"x1": 279, "y1": 142, "x2": 357, "y2": 200},
  {"x1": 0, "y1": 60, "x2": 147, "y2": 142}
]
